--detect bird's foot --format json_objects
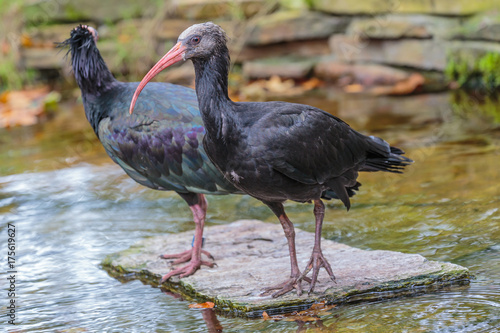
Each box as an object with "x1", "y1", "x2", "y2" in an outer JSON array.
[
  {"x1": 159, "y1": 259, "x2": 216, "y2": 284},
  {"x1": 260, "y1": 274, "x2": 313, "y2": 298},
  {"x1": 301, "y1": 250, "x2": 336, "y2": 294},
  {"x1": 160, "y1": 248, "x2": 214, "y2": 265}
]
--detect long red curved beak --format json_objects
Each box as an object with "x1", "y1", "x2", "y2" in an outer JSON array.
[{"x1": 129, "y1": 42, "x2": 186, "y2": 114}]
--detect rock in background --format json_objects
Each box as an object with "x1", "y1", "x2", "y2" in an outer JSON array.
[{"x1": 4, "y1": 0, "x2": 500, "y2": 94}]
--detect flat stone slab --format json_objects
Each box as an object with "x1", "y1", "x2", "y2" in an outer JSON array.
[{"x1": 102, "y1": 220, "x2": 470, "y2": 317}]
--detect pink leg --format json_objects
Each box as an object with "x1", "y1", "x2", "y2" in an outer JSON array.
[
  {"x1": 160, "y1": 193, "x2": 216, "y2": 283},
  {"x1": 261, "y1": 202, "x2": 312, "y2": 297},
  {"x1": 301, "y1": 199, "x2": 335, "y2": 293}
]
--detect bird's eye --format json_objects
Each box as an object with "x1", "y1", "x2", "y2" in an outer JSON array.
[{"x1": 190, "y1": 36, "x2": 201, "y2": 45}]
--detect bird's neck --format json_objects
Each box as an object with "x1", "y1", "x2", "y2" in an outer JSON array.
[
  {"x1": 72, "y1": 42, "x2": 117, "y2": 133},
  {"x1": 192, "y1": 48, "x2": 234, "y2": 141},
  {"x1": 73, "y1": 45, "x2": 117, "y2": 99}
]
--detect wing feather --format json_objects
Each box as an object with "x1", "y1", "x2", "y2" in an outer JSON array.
[
  {"x1": 248, "y1": 104, "x2": 368, "y2": 186},
  {"x1": 97, "y1": 82, "x2": 239, "y2": 195}
]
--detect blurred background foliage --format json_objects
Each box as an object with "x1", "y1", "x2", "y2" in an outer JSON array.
[{"x1": 1, "y1": 0, "x2": 500, "y2": 126}]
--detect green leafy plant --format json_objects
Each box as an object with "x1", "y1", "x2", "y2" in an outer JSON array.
[
  {"x1": 477, "y1": 52, "x2": 500, "y2": 90},
  {"x1": 446, "y1": 52, "x2": 500, "y2": 93}
]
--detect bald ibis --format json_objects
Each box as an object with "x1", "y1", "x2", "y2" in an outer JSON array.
[
  {"x1": 131, "y1": 22, "x2": 413, "y2": 297},
  {"x1": 61, "y1": 24, "x2": 242, "y2": 282}
]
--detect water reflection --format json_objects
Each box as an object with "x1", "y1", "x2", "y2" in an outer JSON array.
[{"x1": 0, "y1": 91, "x2": 499, "y2": 332}]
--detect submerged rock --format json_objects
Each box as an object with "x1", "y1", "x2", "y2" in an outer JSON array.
[{"x1": 102, "y1": 220, "x2": 470, "y2": 317}]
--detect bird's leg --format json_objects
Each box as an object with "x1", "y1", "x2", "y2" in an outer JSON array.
[
  {"x1": 160, "y1": 193, "x2": 216, "y2": 283},
  {"x1": 301, "y1": 199, "x2": 336, "y2": 293},
  {"x1": 159, "y1": 202, "x2": 213, "y2": 264},
  {"x1": 160, "y1": 194, "x2": 213, "y2": 264},
  {"x1": 261, "y1": 202, "x2": 311, "y2": 298}
]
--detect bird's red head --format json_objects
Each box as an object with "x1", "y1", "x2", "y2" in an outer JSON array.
[{"x1": 129, "y1": 42, "x2": 186, "y2": 114}]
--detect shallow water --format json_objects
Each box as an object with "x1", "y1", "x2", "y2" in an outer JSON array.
[{"x1": 1, "y1": 91, "x2": 499, "y2": 332}]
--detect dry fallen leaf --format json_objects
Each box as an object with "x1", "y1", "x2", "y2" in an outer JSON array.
[
  {"x1": 297, "y1": 301, "x2": 337, "y2": 316},
  {"x1": 241, "y1": 75, "x2": 321, "y2": 100},
  {"x1": 309, "y1": 300, "x2": 328, "y2": 310},
  {"x1": 266, "y1": 75, "x2": 295, "y2": 93},
  {"x1": 261, "y1": 301, "x2": 336, "y2": 322},
  {"x1": 300, "y1": 77, "x2": 324, "y2": 90},
  {"x1": 20, "y1": 33, "x2": 34, "y2": 48},
  {"x1": 262, "y1": 311, "x2": 285, "y2": 321},
  {"x1": 0, "y1": 87, "x2": 53, "y2": 128},
  {"x1": 370, "y1": 73, "x2": 425, "y2": 96},
  {"x1": 188, "y1": 301, "x2": 215, "y2": 309},
  {"x1": 262, "y1": 311, "x2": 270, "y2": 319},
  {"x1": 343, "y1": 83, "x2": 364, "y2": 93}
]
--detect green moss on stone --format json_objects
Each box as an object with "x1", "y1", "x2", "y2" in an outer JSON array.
[{"x1": 446, "y1": 51, "x2": 500, "y2": 92}]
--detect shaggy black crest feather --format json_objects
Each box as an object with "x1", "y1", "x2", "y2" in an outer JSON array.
[{"x1": 59, "y1": 25, "x2": 115, "y2": 96}]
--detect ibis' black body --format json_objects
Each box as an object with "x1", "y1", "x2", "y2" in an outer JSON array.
[
  {"x1": 63, "y1": 25, "x2": 240, "y2": 280},
  {"x1": 201, "y1": 100, "x2": 407, "y2": 207},
  {"x1": 132, "y1": 22, "x2": 413, "y2": 297}
]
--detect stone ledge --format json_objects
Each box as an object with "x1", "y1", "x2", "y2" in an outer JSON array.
[
  {"x1": 243, "y1": 57, "x2": 317, "y2": 79},
  {"x1": 329, "y1": 35, "x2": 447, "y2": 70},
  {"x1": 245, "y1": 10, "x2": 349, "y2": 46},
  {"x1": 101, "y1": 220, "x2": 471, "y2": 317},
  {"x1": 310, "y1": 0, "x2": 498, "y2": 15}
]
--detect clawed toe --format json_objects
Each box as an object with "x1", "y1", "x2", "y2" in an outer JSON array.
[
  {"x1": 302, "y1": 276, "x2": 312, "y2": 284},
  {"x1": 201, "y1": 249, "x2": 214, "y2": 261},
  {"x1": 301, "y1": 251, "x2": 335, "y2": 294},
  {"x1": 160, "y1": 248, "x2": 214, "y2": 265},
  {"x1": 158, "y1": 247, "x2": 216, "y2": 283},
  {"x1": 160, "y1": 259, "x2": 216, "y2": 283},
  {"x1": 260, "y1": 275, "x2": 307, "y2": 298}
]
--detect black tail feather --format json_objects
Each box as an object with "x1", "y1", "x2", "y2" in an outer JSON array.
[
  {"x1": 390, "y1": 146, "x2": 406, "y2": 155},
  {"x1": 321, "y1": 181, "x2": 361, "y2": 210},
  {"x1": 361, "y1": 136, "x2": 413, "y2": 173}
]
